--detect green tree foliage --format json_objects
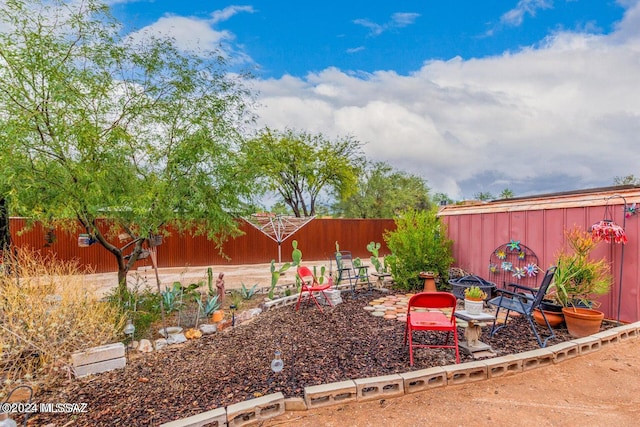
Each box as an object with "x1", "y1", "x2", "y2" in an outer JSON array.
[
  {"x1": 473, "y1": 191, "x2": 494, "y2": 201},
  {"x1": 242, "y1": 128, "x2": 364, "y2": 217},
  {"x1": 0, "y1": 0, "x2": 256, "y2": 293},
  {"x1": 334, "y1": 161, "x2": 431, "y2": 218},
  {"x1": 432, "y1": 192, "x2": 453, "y2": 206},
  {"x1": 383, "y1": 208, "x2": 454, "y2": 291},
  {"x1": 499, "y1": 188, "x2": 515, "y2": 199},
  {"x1": 613, "y1": 175, "x2": 640, "y2": 186}
]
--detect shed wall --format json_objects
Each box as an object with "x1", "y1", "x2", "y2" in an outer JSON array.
[{"x1": 440, "y1": 188, "x2": 640, "y2": 323}]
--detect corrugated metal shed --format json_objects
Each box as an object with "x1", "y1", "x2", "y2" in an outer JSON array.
[{"x1": 438, "y1": 186, "x2": 640, "y2": 323}]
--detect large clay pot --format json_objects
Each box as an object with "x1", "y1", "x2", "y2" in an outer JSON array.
[
  {"x1": 562, "y1": 307, "x2": 604, "y2": 338},
  {"x1": 532, "y1": 308, "x2": 564, "y2": 328}
]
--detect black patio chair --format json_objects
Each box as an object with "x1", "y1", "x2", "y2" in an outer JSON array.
[
  {"x1": 488, "y1": 265, "x2": 557, "y2": 348},
  {"x1": 334, "y1": 250, "x2": 372, "y2": 296}
]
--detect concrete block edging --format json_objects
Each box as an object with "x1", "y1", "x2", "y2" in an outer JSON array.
[{"x1": 160, "y1": 321, "x2": 640, "y2": 425}]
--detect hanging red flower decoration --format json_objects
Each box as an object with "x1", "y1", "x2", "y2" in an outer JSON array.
[{"x1": 591, "y1": 220, "x2": 627, "y2": 244}]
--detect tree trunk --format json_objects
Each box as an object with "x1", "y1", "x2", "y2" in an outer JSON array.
[{"x1": 0, "y1": 197, "x2": 10, "y2": 251}]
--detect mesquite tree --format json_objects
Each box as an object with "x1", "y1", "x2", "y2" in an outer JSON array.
[{"x1": 0, "y1": 0, "x2": 256, "y2": 295}]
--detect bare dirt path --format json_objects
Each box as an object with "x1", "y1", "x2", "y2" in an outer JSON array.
[{"x1": 263, "y1": 338, "x2": 640, "y2": 427}]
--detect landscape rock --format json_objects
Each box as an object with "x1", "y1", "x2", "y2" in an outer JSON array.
[
  {"x1": 199, "y1": 324, "x2": 218, "y2": 334},
  {"x1": 166, "y1": 333, "x2": 187, "y2": 344},
  {"x1": 137, "y1": 339, "x2": 153, "y2": 353}
]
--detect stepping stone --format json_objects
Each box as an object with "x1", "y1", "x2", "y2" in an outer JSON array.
[
  {"x1": 384, "y1": 314, "x2": 397, "y2": 319},
  {"x1": 363, "y1": 306, "x2": 375, "y2": 312},
  {"x1": 371, "y1": 311, "x2": 385, "y2": 317}
]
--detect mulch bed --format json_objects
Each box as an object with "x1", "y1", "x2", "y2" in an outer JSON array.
[{"x1": 29, "y1": 290, "x2": 606, "y2": 426}]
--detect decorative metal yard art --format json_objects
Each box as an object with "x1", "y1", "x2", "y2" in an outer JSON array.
[
  {"x1": 489, "y1": 241, "x2": 539, "y2": 291},
  {"x1": 244, "y1": 213, "x2": 315, "y2": 263},
  {"x1": 590, "y1": 195, "x2": 629, "y2": 324}
]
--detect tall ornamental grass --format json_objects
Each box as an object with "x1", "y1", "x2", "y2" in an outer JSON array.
[{"x1": 0, "y1": 247, "x2": 124, "y2": 398}]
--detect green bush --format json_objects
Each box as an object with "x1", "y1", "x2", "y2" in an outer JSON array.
[{"x1": 383, "y1": 208, "x2": 454, "y2": 291}]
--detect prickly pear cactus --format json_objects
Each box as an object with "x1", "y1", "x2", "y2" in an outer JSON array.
[{"x1": 291, "y1": 240, "x2": 302, "y2": 267}]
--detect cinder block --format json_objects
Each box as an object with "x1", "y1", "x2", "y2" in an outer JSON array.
[
  {"x1": 547, "y1": 342, "x2": 579, "y2": 363},
  {"x1": 159, "y1": 407, "x2": 227, "y2": 427},
  {"x1": 517, "y1": 348, "x2": 554, "y2": 371},
  {"x1": 73, "y1": 357, "x2": 126, "y2": 377},
  {"x1": 304, "y1": 380, "x2": 356, "y2": 409},
  {"x1": 400, "y1": 366, "x2": 447, "y2": 394},
  {"x1": 443, "y1": 361, "x2": 487, "y2": 385},
  {"x1": 353, "y1": 374, "x2": 404, "y2": 402},
  {"x1": 615, "y1": 322, "x2": 640, "y2": 340},
  {"x1": 592, "y1": 329, "x2": 621, "y2": 346},
  {"x1": 226, "y1": 392, "x2": 284, "y2": 427},
  {"x1": 71, "y1": 342, "x2": 125, "y2": 366},
  {"x1": 571, "y1": 336, "x2": 602, "y2": 354},
  {"x1": 483, "y1": 354, "x2": 522, "y2": 378},
  {"x1": 284, "y1": 397, "x2": 307, "y2": 412},
  {"x1": 315, "y1": 289, "x2": 343, "y2": 306}
]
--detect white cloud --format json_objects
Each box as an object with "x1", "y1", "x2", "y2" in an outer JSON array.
[
  {"x1": 125, "y1": 6, "x2": 254, "y2": 63},
  {"x1": 500, "y1": 0, "x2": 554, "y2": 27},
  {"x1": 252, "y1": 2, "x2": 640, "y2": 199},
  {"x1": 354, "y1": 12, "x2": 420, "y2": 36},
  {"x1": 210, "y1": 5, "x2": 255, "y2": 24}
]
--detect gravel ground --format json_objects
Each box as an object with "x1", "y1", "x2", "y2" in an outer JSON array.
[{"x1": 29, "y1": 290, "x2": 591, "y2": 426}]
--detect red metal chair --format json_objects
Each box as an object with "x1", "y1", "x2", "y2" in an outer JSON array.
[
  {"x1": 404, "y1": 292, "x2": 460, "y2": 366},
  {"x1": 295, "y1": 266, "x2": 333, "y2": 312}
]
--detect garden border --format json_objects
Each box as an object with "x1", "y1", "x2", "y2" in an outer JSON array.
[{"x1": 157, "y1": 318, "x2": 640, "y2": 427}]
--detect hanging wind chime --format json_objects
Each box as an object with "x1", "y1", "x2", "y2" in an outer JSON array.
[{"x1": 590, "y1": 195, "x2": 628, "y2": 324}]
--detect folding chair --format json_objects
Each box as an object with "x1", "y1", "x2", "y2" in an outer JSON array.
[
  {"x1": 334, "y1": 250, "x2": 372, "y2": 296},
  {"x1": 295, "y1": 265, "x2": 333, "y2": 312},
  {"x1": 488, "y1": 266, "x2": 557, "y2": 347},
  {"x1": 404, "y1": 292, "x2": 460, "y2": 366}
]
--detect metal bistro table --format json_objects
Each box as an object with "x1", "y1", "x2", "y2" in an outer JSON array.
[{"x1": 454, "y1": 310, "x2": 496, "y2": 358}]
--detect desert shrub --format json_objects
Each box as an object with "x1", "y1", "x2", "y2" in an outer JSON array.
[
  {"x1": 0, "y1": 247, "x2": 124, "y2": 398},
  {"x1": 107, "y1": 274, "x2": 162, "y2": 340},
  {"x1": 384, "y1": 208, "x2": 454, "y2": 291}
]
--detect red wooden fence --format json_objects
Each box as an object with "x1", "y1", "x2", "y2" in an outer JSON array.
[{"x1": 6, "y1": 217, "x2": 396, "y2": 273}]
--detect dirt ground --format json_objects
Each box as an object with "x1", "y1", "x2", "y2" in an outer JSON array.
[{"x1": 264, "y1": 338, "x2": 640, "y2": 427}]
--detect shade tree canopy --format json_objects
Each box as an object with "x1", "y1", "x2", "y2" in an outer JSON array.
[
  {"x1": 0, "y1": 0, "x2": 256, "y2": 291},
  {"x1": 242, "y1": 128, "x2": 364, "y2": 217},
  {"x1": 333, "y1": 161, "x2": 431, "y2": 218}
]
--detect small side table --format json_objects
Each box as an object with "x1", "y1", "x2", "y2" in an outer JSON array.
[
  {"x1": 371, "y1": 272, "x2": 392, "y2": 289},
  {"x1": 454, "y1": 310, "x2": 496, "y2": 357}
]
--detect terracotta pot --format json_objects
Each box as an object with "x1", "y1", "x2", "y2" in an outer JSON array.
[
  {"x1": 532, "y1": 308, "x2": 564, "y2": 328},
  {"x1": 211, "y1": 310, "x2": 224, "y2": 323},
  {"x1": 419, "y1": 272, "x2": 437, "y2": 292},
  {"x1": 562, "y1": 307, "x2": 604, "y2": 338}
]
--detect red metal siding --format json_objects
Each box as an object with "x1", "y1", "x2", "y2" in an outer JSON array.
[{"x1": 439, "y1": 188, "x2": 640, "y2": 323}]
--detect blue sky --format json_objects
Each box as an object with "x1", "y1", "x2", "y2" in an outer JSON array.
[
  {"x1": 113, "y1": 1, "x2": 624, "y2": 79},
  {"x1": 108, "y1": 0, "x2": 640, "y2": 200}
]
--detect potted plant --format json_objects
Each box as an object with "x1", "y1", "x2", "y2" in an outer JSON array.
[
  {"x1": 551, "y1": 227, "x2": 612, "y2": 337},
  {"x1": 463, "y1": 286, "x2": 487, "y2": 315}
]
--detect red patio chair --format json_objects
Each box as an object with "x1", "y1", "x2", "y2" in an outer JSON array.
[
  {"x1": 295, "y1": 266, "x2": 333, "y2": 312},
  {"x1": 404, "y1": 292, "x2": 460, "y2": 366}
]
